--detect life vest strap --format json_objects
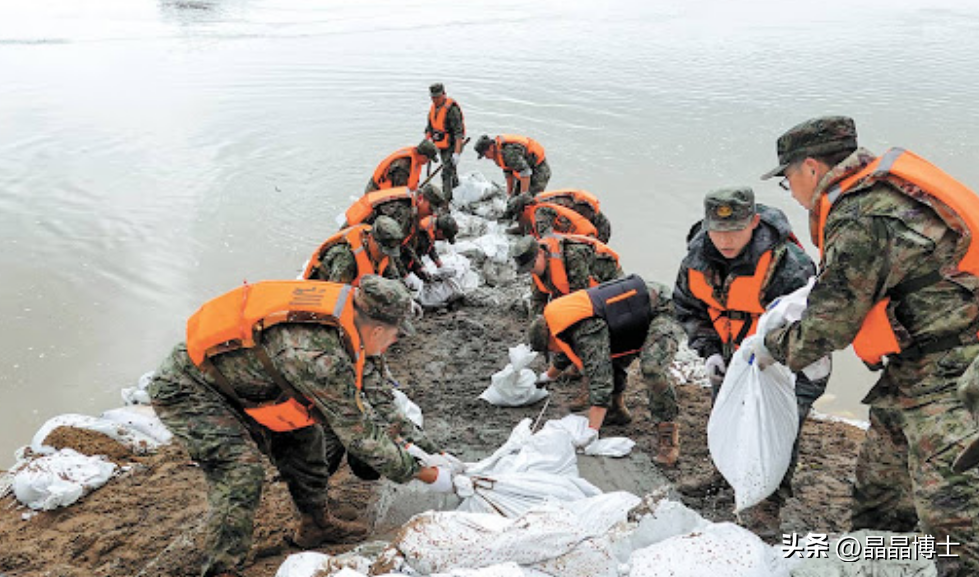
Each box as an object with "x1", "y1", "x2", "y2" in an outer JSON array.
[
  {"x1": 888, "y1": 269, "x2": 944, "y2": 299},
  {"x1": 899, "y1": 331, "x2": 973, "y2": 361},
  {"x1": 200, "y1": 357, "x2": 253, "y2": 411}
]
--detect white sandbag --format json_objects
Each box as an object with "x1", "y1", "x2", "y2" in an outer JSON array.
[
  {"x1": 120, "y1": 370, "x2": 155, "y2": 405},
  {"x1": 12, "y1": 448, "x2": 118, "y2": 510},
  {"x1": 31, "y1": 413, "x2": 166, "y2": 456},
  {"x1": 392, "y1": 389, "x2": 424, "y2": 428},
  {"x1": 101, "y1": 405, "x2": 173, "y2": 445},
  {"x1": 393, "y1": 504, "x2": 594, "y2": 574},
  {"x1": 455, "y1": 233, "x2": 510, "y2": 265},
  {"x1": 466, "y1": 418, "x2": 534, "y2": 475},
  {"x1": 453, "y1": 172, "x2": 495, "y2": 206},
  {"x1": 708, "y1": 339, "x2": 798, "y2": 512},
  {"x1": 274, "y1": 551, "x2": 373, "y2": 577},
  {"x1": 468, "y1": 415, "x2": 578, "y2": 477},
  {"x1": 629, "y1": 522, "x2": 791, "y2": 577},
  {"x1": 456, "y1": 472, "x2": 601, "y2": 518},
  {"x1": 417, "y1": 253, "x2": 481, "y2": 308},
  {"x1": 431, "y1": 563, "x2": 529, "y2": 577},
  {"x1": 544, "y1": 415, "x2": 635, "y2": 458},
  {"x1": 614, "y1": 499, "x2": 710, "y2": 557},
  {"x1": 479, "y1": 344, "x2": 548, "y2": 407}
]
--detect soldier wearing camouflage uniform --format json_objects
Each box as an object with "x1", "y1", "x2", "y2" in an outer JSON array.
[
  {"x1": 304, "y1": 216, "x2": 406, "y2": 283},
  {"x1": 673, "y1": 186, "x2": 829, "y2": 534},
  {"x1": 505, "y1": 193, "x2": 604, "y2": 241},
  {"x1": 425, "y1": 83, "x2": 466, "y2": 198},
  {"x1": 401, "y1": 214, "x2": 459, "y2": 283},
  {"x1": 343, "y1": 184, "x2": 448, "y2": 239},
  {"x1": 474, "y1": 133, "x2": 551, "y2": 196},
  {"x1": 754, "y1": 116, "x2": 979, "y2": 576},
  {"x1": 365, "y1": 140, "x2": 439, "y2": 194},
  {"x1": 148, "y1": 276, "x2": 457, "y2": 577},
  {"x1": 527, "y1": 276, "x2": 683, "y2": 435}
]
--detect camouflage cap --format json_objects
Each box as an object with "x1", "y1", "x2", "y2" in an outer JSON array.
[
  {"x1": 703, "y1": 186, "x2": 756, "y2": 232},
  {"x1": 429, "y1": 83, "x2": 445, "y2": 97},
  {"x1": 474, "y1": 134, "x2": 494, "y2": 159},
  {"x1": 370, "y1": 215, "x2": 404, "y2": 257},
  {"x1": 420, "y1": 183, "x2": 447, "y2": 208},
  {"x1": 355, "y1": 274, "x2": 417, "y2": 336},
  {"x1": 435, "y1": 214, "x2": 458, "y2": 244},
  {"x1": 511, "y1": 236, "x2": 541, "y2": 273},
  {"x1": 527, "y1": 315, "x2": 551, "y2": 353},
  {"x1": 761, "y1": 116, "x2": 859, "y2": 180},
  {"x1": 417, "y1": 139, "x2": 438, "y2": 160},
  {"x1": 505, "y1": 193, "x2": 533, "y2": 220}
]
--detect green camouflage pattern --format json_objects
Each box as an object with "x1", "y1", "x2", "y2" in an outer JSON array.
[
  {"x1": 343, "y1": 197, "x2": 414, "y2": 243},
  {"x1": 524, "y1": 203, "x2": 601, "y2": 240},
  {"x1": 761, "y1": 115, "x2": 858, "y2": 179},
  {"x1": 149, "y1": 324, "x2": 423, "y2": 575},
  {"x1": 561, "y1": 281, "x2": 683, "y2": 411},
  {"x1": 499, "y1": 143, "x2": 550, "y2": 195},
  {"x1": 675, "y1": 203, "x2": 815, "y2": 361},
  {"x1": 308, "y1": 240, "x2": 404, "y2": 283},
  {"x1": 763, "y1": 148, "x2": 979, "y2": 576},
  {"x1": 534, "y1": 195, "x2": 612, "y2": 243},
  {"x1": 365, "y1": 157, "x2": 415, "y2": 194},
  {"x1": 703, "y1": 186, "x2": 756, "y2": 232},
  {"x1": 530, "y1": 237, "x2": 623, "y2": 315}
]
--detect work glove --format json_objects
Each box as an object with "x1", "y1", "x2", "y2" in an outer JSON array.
[
  {"x1": 424, "y1": 451, "x2": 466, "y2": 474},
  {"x1": 744, "y1": 334, "x2": 776, "y2": 370},
  {"x1": 451, "y1": 152, "x2": 461, "y2": 166},
  {"x1": 801, "y1": 355, "x2": 832, "y2": 381},
  {"x1": 535, "y1": 371, "x2": 557, "y2": 387},
  {"x1": 574, "y1": 427, "x2": 599, "y2": 450},
  {"x1": 440, "y1": 451, "x2": 466, "y2": 474},
  {"x1": 405, "y1": 443, "x2": 430, "y2": 462},
  {"x1": 427, "y1": 466, "x2": 455, "y2": 493},
  {"x1": 705, "y1": 353, "x2": 727, "y2": 388}
]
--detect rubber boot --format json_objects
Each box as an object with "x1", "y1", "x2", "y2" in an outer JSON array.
[
  {"x1": 567, "y1": 382, "x2": 591, "y2": 411},
  {"x1": 739, "y1": 496, "x2": 782, "y2": 544},
  {"x1": 604, "y1": 393, "x2": 633, "y2": 426},
  {"x1": 653, "y1": 422, "x2": 680, "y2": 467},
  {"x1": 291, "y1": 509, "x2": 369, "y2": 549}
]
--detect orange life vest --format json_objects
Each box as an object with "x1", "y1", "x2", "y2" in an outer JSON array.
[
  {"x1": 427, "y1": 97, "x2": 464, "y2": 150},
  {"x1": 303, "y1": 224, "x2": 390, "y2": 284},
  {"x1": 494, "y1": 134, "x2": 546, "y2": 170},
  {"x1": 543, "y1": 275, "x2": 652, "y2": 370},
  {"x1": 523, "y1": 202, "x2": 598, "y2": 239},
  {"x1": 538, "y1": 189, "x2": 601, "y2": 215},
  {"x1": 532, "y1": 234, "x2": 620, "y2": 296},
  {"x1": 687, "y1": 251, "x2": 775, "y2": 349},
  {"x1": 372, "y1": 147, "x2": 427, "y2": 190},
  {"x1": 815, "y1": 147, "x2": 979, "y2": 366},
  {"x1": 186, "y1": 281, "x2": 364, "y2": 432},
  {"x1": 345, "y1": 187, "x2": 414, "y2": 227}
]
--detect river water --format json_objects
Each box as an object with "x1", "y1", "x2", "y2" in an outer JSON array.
[{"x1": 2, "y1": 0, "x2": 979, "y2": 464}]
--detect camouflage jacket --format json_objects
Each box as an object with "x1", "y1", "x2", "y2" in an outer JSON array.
[
  {"x1": 531, "y1": 239, "x2": 623, "y2": 315},
  {"x1": 366, "y1": 157, "x2": 418, "y2": 193},
  {"x1": 310, "y1": 243, "x2": 404, "y2": 283},
  {"x1": 675, "y1": 204, "x2": 815, "y2": 361},
  {"x1": 765, "y1": 148, "x2": 979, "y2": 406},
  {"x1": 533, "y1": 197, "x2": 612, "y2": 243},
  {"x1": 178, "y1": 324, "x2": 425, "y2": 483},
  {"x1": 500, "y1": 143, "x2": 541, "y2": 175},
  {"x1": 344, "y1": 199, "x2": 415, "y2": 243},
  {"x1": 564, "y1": 281, "x2": 682, "y2": 407}
]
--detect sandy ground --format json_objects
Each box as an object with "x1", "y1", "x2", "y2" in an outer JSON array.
[{"x1": 0, "y1": 278, "x2": 865, "y2": 576}]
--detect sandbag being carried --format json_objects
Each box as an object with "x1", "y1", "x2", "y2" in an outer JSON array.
[{"x1": 479, "y1": 344, "x2": 548, "y2": 407}]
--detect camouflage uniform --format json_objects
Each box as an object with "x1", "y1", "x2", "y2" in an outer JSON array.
[
  {"x1": 534, "y1": 196, "x2": 612, "y2": 243},
  {"x1": 149, "y1": 329, "x2": 431, "y2": 576},
  {"x1": 674, "y1": 197, "x2": 827, "y2": 515},
  {"x1": 365, "y1": 157, "x2": 415, "y2": 194},
  {"x1": 529, "y1": 238, "x2": 623, "y2": 315},
  {"x1": 762, "y1": 119, "x2": 979, "y2": 575},
  {"x1": 499, "y1": 142, "x2": 551, "y2": 195},
  {"x1": 550, "y1": 281, "x2": 683, "y2": 410},
  {"x1": 307, "y1": 219, "x2": 406, "y2": 283},
  {"x1": 434, "y1": 104, "x2": 465, "y2": 197}
]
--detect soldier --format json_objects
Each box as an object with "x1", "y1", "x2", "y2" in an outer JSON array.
[
  {"x1": 425, "y1": 83, "x2": 466, "y2": 197},
  {"x1": 527, "y1": 275, "x2": 683, "y2": 435},
  {"x1": 474, "y1": 133, "x2": 551, "y2": 196},
  {"x1": 303, "y1": 216, "x2": 404, "y2": 284},
  {"x1": 752, "y1": 116, "x2": 979, "y2": 575},
  {"x1": 401, "y1": 214, "x2": 459, "y2": 283},
  {"x1": 148, "y1": 275, "x2": 458, "y2": 577},
  {"x1": 536, "y1": 188, "x2": 612, "y2": 243},
  {"x1": 365, "y1": 140, "x2": 439, "y2": 194},
  {"x1": 505, "y1": 193, "x2": 600, "y2": 240},
  {"x1": 672, "y1": 186, "x2": 830, "y2": 534},
  {"x1": 342, "y1": 184, "x2": 448, "y2": 242}
]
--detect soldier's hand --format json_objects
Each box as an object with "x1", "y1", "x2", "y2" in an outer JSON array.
[
  {"x1": 416, "y1": 269, "x2": 434, "y2": 283},
  {"x1": 425, "y1": 466, "x2": 455, "y2": 493},
  {"x1": 705, "y1": 354, "x2": 726, "y2": 387}
]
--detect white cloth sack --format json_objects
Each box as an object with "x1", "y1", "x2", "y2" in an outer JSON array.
[
  {"x1": 452, "y1": 172, "x2": 495, "y2": 206},
  {"x1": 12, "y1": 448, "x2": 118, "y2": 510},
  {"x1": 392, "y1": 389, "x2": 424, "y2": 428},
  {"x1": 414, "y1": 253, "x2": 482, "y2": 308},
  {"x1": 30, "y1": 413, "x2": 167, "y2": 456},
  {"x1": 479, "y1": 344, "x2": 549, "y2": 407},
  {"x1": 100, "y1": 405, "x2": 173, "y2": 446},
  {"x1": 543, "y1": 415, "x2": 636, "y2": 458},
  {"x1": 120, "y1": 370, "x2": 155, "y2": 405},
  {"x1": 274, "y1": 551, "x2": 372, "y2": 577}
]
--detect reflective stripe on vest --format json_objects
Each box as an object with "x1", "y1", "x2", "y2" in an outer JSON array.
[
  {"x1": 816, "y1": 147, "x2": 979, "y2": 365},
  {"x1": 687, "y1": 250, "x2": 774, "y2": 348},
  {"x1": 372, "y1": 148, "x2": 425, "y2": 190},
  {"x1": 538, "y1": 189, "x2": 601, "y2": 214},
  {"x1": 532, "y1": 234, "x2": 620, "y2": 296},
  {"x1": 345, "y1": 187, "x2": 414, "y2": 227},
  {"x1": 543, "y1": 275, "x2": 652, "y2": 370},
  {"x1": 524, "y1": 202, "x2": 598, "y2": 239},
  {"x1": 303, "y1": 224, "x2": 389, "y2": 284},
  {"x1": 427, "y1": 98, "x2": 463, "y2": 150},
  {"x1": 186, "y1": 281, "x2": 364, "y2": 432},
  {"x1": 494, "y1": 134, "x2": 546, "y2": 170}
]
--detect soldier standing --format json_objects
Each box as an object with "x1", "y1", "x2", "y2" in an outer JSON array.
[
  {"x1": 752, "y1": 116, "x2": 979, "y2": 575},
  {"x1": 425, "y1": 83, "x2": 466, "y2": 198}
]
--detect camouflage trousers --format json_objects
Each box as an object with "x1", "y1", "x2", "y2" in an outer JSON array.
[
  {"x1": 149, "y1": 345, "x2": 349, "y2": 576},
  {"x1": 642, "y1": 324, "x2": 684, "y2": 423},
  {"x1": 528, "y1": 160, "x2": 551, "y2": 195},
  {"x1": 851, "y1": 396, "x2": 979, "y2": 577},
  {"x1": 437, "y1": 148, "x2": 459, "y2": 200}
]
